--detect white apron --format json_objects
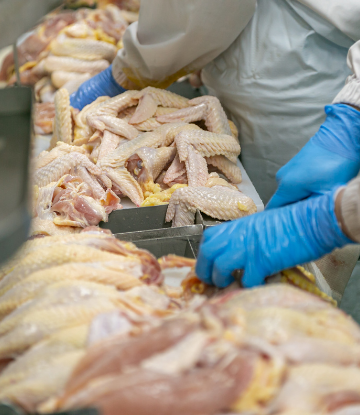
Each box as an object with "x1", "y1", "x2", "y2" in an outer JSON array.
[{"x1": 202, "y1": 0, "x2": 353, "y2": 203}]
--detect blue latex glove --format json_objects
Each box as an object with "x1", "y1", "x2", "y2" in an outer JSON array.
[
  {"x1": 196, "y1": 189, "x2": 353, "y2": 288},
  {"x1": 70, "y1": 65, "x2": 126, "y2": 110},
  {"x1": 267, "y1": 104, "x2": 360, "y2": 210}
]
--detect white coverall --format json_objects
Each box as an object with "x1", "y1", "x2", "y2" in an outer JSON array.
[{"x1": 112, "y1": 0, "x2": 360, "y2": 203}]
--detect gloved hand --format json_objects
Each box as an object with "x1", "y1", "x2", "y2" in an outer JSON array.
[
  {"x1": 196, "y1": 189, "x2": 353, "y2": 288},
  {"x1": 70, "y1": 65, "x2": 126, "y2": 110},
  {"x1": 267, "y1": 104, "x2": 360, "y2": 210}
]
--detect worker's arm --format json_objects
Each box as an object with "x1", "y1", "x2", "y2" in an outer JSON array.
[
  {"x1": 196, "y1": 189, "x2": 354, "y2": 288},
  {"x1": 71, "y1": 0, "x2": 256, "y2": 109},
  {"x1": 337, "y1": 177, "x2": 360, "y2": 243},
  {"x1": 296, "y1": 0, "x2": 360, "y2": 41},
  {"x1": 112, "y1": 0, "x2": 256, "y2": 89},
  {"x1": 267, "y1": 41, "x2": 360, "y2": 210}
]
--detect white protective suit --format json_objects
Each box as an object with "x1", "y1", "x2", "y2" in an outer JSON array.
[{"x1": 112, "y1": 0, "x2": 360, "y2": 203}]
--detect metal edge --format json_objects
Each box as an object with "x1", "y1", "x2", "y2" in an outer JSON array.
[{"x1": 114, "y1": 224, "x2": 203, "y2": 242}]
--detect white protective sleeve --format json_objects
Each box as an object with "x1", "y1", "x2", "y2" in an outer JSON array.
[
  {"x1": 112, "y1": 0, "x2": 257, "y2": 88},
  {"x1": 341, "y1": 177, "x2": 360, "y2": 243},
  {"x1": 296, "y1": 0, "x2": 360, "y2": 42},
  {"x1": 333, "y1": 41, "x2": 360, "y2": 108}
]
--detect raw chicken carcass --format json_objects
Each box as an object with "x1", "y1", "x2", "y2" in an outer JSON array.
[
  {"x1": 50, "y1": 37, "x2": 117, "y2": 62},
  {"x1": 50, "y1": 88, "x2": 72, "y2": 148},
  {"x1": 104, "y1": 167, "x2": 144, "y2": 206},
  {"x1": 34, "y1": 152, "x2": 101, "y2": 187},
  {"x1": 206, "y1": 155, "x2": 242, "y2": 184},
  {"x1": 97, "y1": 130, "x2": 125, "y2": 162},
  {"x1": 0, "y1": 243, "x2": 143, "y2": 295},
  {"x1": 87, "y1": 114, "x2": 139, "y2": 139},
  {"x1": 0, "y1": 350, "x2": 85, "y2": 412},
  {"x1": 163, "y1": 154, "x2": 187, "y2": 185},
  {"x1": 269, "y1": 364, "x2": 360, "y2": 414},
  {"x1": 34, "y1": 103, "x2": 55, "y2": 135},
  {"x1": 0, "y1": 261, "x2": 143, "y2": 319},
  {"x1": 126, "y1": 146, "x2": 176, "y2": 190},
  {"x1": 73, "y1": 96, "x2": 110, "y2": 144},
  {"x1": 0, "y1": 297, "x2": 117, "y2": 359},
  {"x1": 175, "y1": 129, "x2": 241, "y2": 163},
  {"x1": 87, "y1": 90, "x2": 139, "y2": 119},
  {"x1": 184, "y1": 145, "x2": 209, "y2": 187},
  {"x1": 157, "y1": 96, "x2": 232, "y2": 136},
  {"x1": 59, "y1": 317, "x2": 200, "y2": 396},
  {"x1": 35, "y1": 142, "x2": 87, "y2": 170},
  {"x1": 50, "y1": 175, "x2": 108, "y2": 227},
  {"x1": 44, "y1": 55, "x2": 110, "y2": 74},
  {"x1": 0, "y1": 324, "x2": 89, "y2": 390},
  {"x1": 166, "y1": 185, "x2": 257, "y2": 227},
  {"x1": 59, "y1": 354, "x2": 255, "y2": 415},
  {"x1": 30, "y1": 218, "x2": 81, "y2": 237},
  {"x1": 99, "y1": 123, "x2": 198, "y2": 169},
  {"x1": 0, "y1": 280, "x2": 122, "y2": 337},
  {"x1": 205, "y1": 173, "x2": 237, "y2": 190},
  {"x1": 51, "y1": 71, "x2": 90, "y2": 89},
  {"x1": 129, "y1": 87, "x2": 189, "y2": 124}
]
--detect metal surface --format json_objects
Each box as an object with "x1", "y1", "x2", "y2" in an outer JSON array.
[
  {"x1": 0, "y1": 87, "x2": 32, "y2": 265},
  {"x1": 106, "y1": 203, "x2": 204, "y2": 258},
  {"x1": 102, "y1": 205, "x2": 203, "y2": 233},
  {"x1": 115, "y1": 225, "x2": 203, "y2": 259},
  {"x1": 101, "y1": 205, "x2": 171, "y2": 233}
]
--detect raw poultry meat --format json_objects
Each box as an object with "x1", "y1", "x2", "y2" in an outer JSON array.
[
  {"x1": 0, "y1": 11, "x2": 77, "y2": 83},
  {"x1": 87, "y1": 114, "x2": 139, "y2": 139},
  {"x1": 98, "y1": 123, "x2": 197, "y2": 169},
  {"x1": 175, "y1": 129, "x2": 241, "y2": 162},
  {"x1": 206, "y1": 155, "x2": 242, "y2": 184},
  {"x1": 0, "y1": 228, "x2": 359, "y2": 414},
  {"x1": 0, "y1": 350, "x2": 86, "y2": 412},
  {"x1": 0, "y1": 232, "x2": 183, "y2": 410},
  {"x1": 30, "y1": 218, "x2": 81, "y2": 237},
  {"x1": 157, "y1": 96, "x2": 232, "y2": 135},
  {"x1": 126, "y1": 146, "x2": 176, "y2": 191},
  {"x1": 0, "y1": 4, "x2": 133, "y2": 89},
  {"x1": 34, "y1": 103, "x2": 55, "y2": 135},
  {"x1": 104, "y1": 167, "x2": 144, "y2": 206},
  {"x1": 97, "y1": 130, "x2": 125, "y2": 162},
  {"x1": 166, "y1": 185, "x2": 257, "y2": 227},
  {"x1": 34, "y1": 152, "x2": 102, "y2": 187},
  {"x1": 129, "y1": 87, "x2": 189, "y2": 124},
  {"x1": 73, "y1": 96, "x2": 109, "y2": 144},
  {"x1": 2, "y1": 4, "x2": 137, "y2": 147},
  {"x1": 50, "y1": 71, "x2": 89, "y2": 90},
  {"x1": 51, "y1": 37, "x2": 117, "y2": 61},
  {"x1": 0, "y1": 262, "x2": 143, "y2": 319},
  {"x1": 205, "y1": 172, "x2": 238, "y2": 190},
  {"x1": 49, "y1": 281, "x2": 360, "y2": 415},
  {"x1": 185, "y1": 145, "x2": 209, "y2": 187},
  {"x1": 0, "y1": 324, "x2": 89, "y2": 389},
  {"x1": 32, "y1": 87, "x2": 252, "y2": 231},
  {"x1": 35, "y1": 142, "x2": 87, "y2": 170},
  {"x1": 163, "y1": 154, "x2": 187, "y2": 185},
  {"x1": 51, "y1": 88, "x2": 72, "y2": 148},
  {"x1": 43, "y1": 55, "x2": 110, "y2": 74}
]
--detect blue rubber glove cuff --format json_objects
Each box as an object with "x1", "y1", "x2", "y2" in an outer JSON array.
[
  {"x1": 70, "y1": 65, "x2": 126, "y2": 110},
  {"x1": 196, "y1": 188, "x2": 354, "y2": 288},
  {"x1": 314, "y1": 104, "x2": 360, "y2": 161}
]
